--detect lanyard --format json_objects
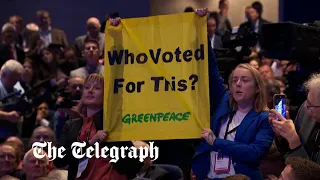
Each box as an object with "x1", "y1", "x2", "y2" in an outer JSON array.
[{"x1": 224, "y1": 112, "x2": 239, "y2": 140}]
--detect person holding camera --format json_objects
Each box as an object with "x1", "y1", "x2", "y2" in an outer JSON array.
[
  {"x1": 53, "y1": 76, "x2": 85, "y2": 139},
  {"x1": 269, "y1": 73, "x2": 320, "y2": 164},
  {"x1": 0, "y1": 60, "x2": 24, "y2": 142}
]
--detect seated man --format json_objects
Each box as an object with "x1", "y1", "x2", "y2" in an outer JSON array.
[
  {"x1": 0, "y1": 142, "x2": 22, "y2": 179},
  {"x1": 5, "y1": 137, "x2": 24, "y2": 170},
  {"x1": 70, "y1": 39, "x2": 104, "y2": 79},
  {"x1": 21, "y1": 148, "x2": 49, "y2": 180},
  {"x1": 266, "y1": 157, "x2": 320, "y2": 180},
  {"x1": 133, "y1": 141, "x2": 173, "y2": 180}
]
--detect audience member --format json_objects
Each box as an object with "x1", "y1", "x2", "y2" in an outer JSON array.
[
  {"x1": 58, "y1": 47, "x2": 86, "y2": 75},
  {"x1": 46, "y1": 169, "x2": 67, "y2": 180},
  {"x1": 208, "y1": 12, "x2": 223, "y2": 49},
  {"x1": 191, "y1": 8, "x2": 274, "y2": 180},
  {"x1": 265, "y1": 157, "x2": 320, "y2": 180},
  {"x1": 223, "y1": 174, "x2": 250, "y2": 180},
  {"x1": 14, "y1": 58, "x2": 39, "y2": 94},
  {"x1": 133, "y1": 141, "x2": 173, "y2": 180},
  {"x1": 54, "y1": 74, "x2": 143, "y2": 180},
  {"x1": 275, "y1": 76, "x2": 287, "y2": 95},
  {"x1": 270, "y1": 73, "x2": 320, "y2": 163},
  {"x1": 0, "y1": 143, "x2": 21, "y2": 179},
  {"x1": 8, "y1": 16, "x2": 25, "y2": 50},
  {"x1": 244, "y1": 6, "x2": 251, "y2": 22},
  {"x1": 0, "y1": 175, "x2": 19, "y2": 180},
  {"x1": 0, "y1": 60, "x2": 23, "y2": 141},
  {"x1": 53, "y1": 76, "x2": 85, "y2": 139},
  {"x1": 28, "y1": 126, "x2": 56, "y2": 149},
  {"x1": 70, "y1": 39, "x2": 104, "y2": 79},
  {"x1": 248, "y1": 59, "x2": 260, "y2": 70},
  {"x1": 239, "y1": 1, "x2": 269, "y2": 34},
  {"x1": 5, "y1": 137, "x2": 24, "y2": 170},
  {"x1": 259, "y1": 65, "x2": 274, "y2": 81},
  {"x1": 73, "y1": 17, "x2": 105, "y2": 57},
  {"x1": 21, "y1": 148, "x2": 49, "y2": 180},
  {"x1": 217, "y1": 0, "x2": 232, "y2": 35},
  {"x1": 34, "y1": 10, "x2": 68, "y2": 50},
  {"x1": 0, "y1": 23, "x2": 25, "y2": 67},
  {"x1": 184, "y1": 6, "x2": 195, "y2": 12}
]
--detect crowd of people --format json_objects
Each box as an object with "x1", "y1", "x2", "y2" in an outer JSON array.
[{"x1": 0, "y1": 0, "x2": 320, "y2": 180}]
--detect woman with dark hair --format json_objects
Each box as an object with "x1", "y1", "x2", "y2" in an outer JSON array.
[
  {"x1": 39, "y1": 47, "x2": 67, "y2": 88},
  {"x1": 54, "y1": 74, "x2": 142, "y2": 180}
]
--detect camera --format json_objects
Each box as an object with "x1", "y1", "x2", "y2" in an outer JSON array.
[{"x1": 54, "y1": 88, "x2": 81, "y2": 109}]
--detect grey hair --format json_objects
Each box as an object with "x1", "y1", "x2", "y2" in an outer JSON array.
[
  {"x1": 2, "y1": 23, "x2": 16, "y2": 33},
  {"x1": 0, "y1": 60, "x2": 24, "y2": 77},
  {"x1": 47, "y1": 170, "x2": 68, "y2": 180},
  {"x1": 304, "y1": 73, "x2": 320, "y2": 102},
  {"x1": 23, "y1": 148, "x2": 49, "y2": 165}
]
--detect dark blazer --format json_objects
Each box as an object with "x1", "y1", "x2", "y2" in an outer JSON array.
[
  {"x1": 29, "y1": 28, "x2": 68, "y2": 48},
  {"x1": 141, "y1": 166, "x2": 172, "y2": 180},
  {"x1": 53, "y1": 109, "x2": 143, "y2": 180},
  {"x1": 191, "y1": 40, "x2": 274, "y2": 180},
  {"x1": 213, "y1": 34, "x2": 223, "y2": 49},
  {"x1": 239, "y1": 18, "x2": 270, "y2": 34},
  {"x1": 0, "y1": 44, "x2": 25, "y2": 67}
]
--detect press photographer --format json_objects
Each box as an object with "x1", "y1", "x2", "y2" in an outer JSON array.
[
  {"x1": 0, "y1": 60, "x2": 24, "y2": 142},
  {"x1": 53, "y1": 76, "x2": 85, "y2": 139}
]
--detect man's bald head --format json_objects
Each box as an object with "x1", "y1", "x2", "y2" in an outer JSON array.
[
  {"x1": 86, "y1": 17, "x2": 101, "y2": 38},
  {"x1": 87, "y1": 17, "x2": 101, "y2": 27}
]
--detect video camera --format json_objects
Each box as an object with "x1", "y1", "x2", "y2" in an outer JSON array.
[
  {"x1": 0, "y1": 78, "x2": 55, "y2": 116},
  {"x1": 53, "y1": 88, "x2": 81, "y2": 109},
  {"x1": 260, "y1": 21, "x2": 320, "y2": 108}
]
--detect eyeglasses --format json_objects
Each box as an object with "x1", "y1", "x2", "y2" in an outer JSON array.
[
  {"x1": 0, "y1": 153, "x2": 16, "y2": 161},
  {"x1": 306, "y1": 101, "x2": 320, "y2": 110}
]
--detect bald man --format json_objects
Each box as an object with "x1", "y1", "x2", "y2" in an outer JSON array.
[
  {"x1": 133, "y1": 141, "x2": 173, "y2": 180},
  {"x1": 73, "y1": 17, "x2": 105, "y2": 57}
]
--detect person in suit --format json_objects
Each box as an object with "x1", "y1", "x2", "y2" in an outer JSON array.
[
  {"x1": 53, "y1": 73, "x2": 143, "y2": 180},
  {"x1": 208, "y1": 12, "x2": 223, "y2": 49},
  {"x1": 269, "y1": 73, "x2": 320, "y2": 164},
  {"x1": 70, "y1": 39, "x2": 104, "y2": 79},
  {"x1": 0, "y1": 23, "x2": 25, "y2": 67},
  {"x1": 191, "y1": 9, "x2": 274, "y2": 180},
  {"x1": 133, "y1": 141, "x2": 173, "y2": 180},
  {"x1": 73, "y1": 17, "x2": 105, "y2": 58},
  {"x1": 239, "y1": 2, "x2": 270, "y2": 35},
  {"x1": 31, "y1": 10, "x2": 68, "y2": 50}
]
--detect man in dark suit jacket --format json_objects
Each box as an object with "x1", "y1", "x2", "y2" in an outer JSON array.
[
  {"x1": 239, "y1": 1, "x2": 270, "y2": 35},
  {"x1": 29, "y1": 10, "x2": 68, "y2": 51},
  {"x1": 207, "y1": 12, "x2": 223, "y2": 49},
  {"x1": 133, "y1": 141, "x2": 173, "y2": 180},
  {"x1": 0, "y1": 23, "x2": 25, "y2": 67}
]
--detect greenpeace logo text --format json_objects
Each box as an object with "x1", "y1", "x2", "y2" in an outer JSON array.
[{"x1": 32, "y1": 141, "x2": 159, "y2": 163}]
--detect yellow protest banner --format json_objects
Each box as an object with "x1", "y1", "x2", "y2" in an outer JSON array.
[{"x1": 103, "y1": 13, "x2": 210, "y2": 141}]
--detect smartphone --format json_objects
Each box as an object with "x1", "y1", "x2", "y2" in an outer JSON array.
[{"x1": 273, "y1": 94, "x2": 286, "y2": 119}]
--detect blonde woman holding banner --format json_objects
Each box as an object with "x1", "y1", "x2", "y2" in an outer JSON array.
[
  {"x1": 53, "y1": 74, "x2": 143, "y2": 180},
  {"x1": 191, "y1": 8, "x2": 274, "y2": 180}
]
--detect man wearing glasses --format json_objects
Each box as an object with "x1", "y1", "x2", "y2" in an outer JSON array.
[
  {"x1": 70, "y1": 39, "x2": 104, "y2": 79},
  {"x1": 269, "y1": 73, "x2": 320, "y2": 164}
]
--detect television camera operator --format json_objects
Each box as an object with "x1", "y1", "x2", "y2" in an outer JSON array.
[
  {"x1": 0, "y1": 60, "x2": 24, "y2": 142},
  {"x1": 53, "y1": 76, "x2": 85, "y2": 139}
]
